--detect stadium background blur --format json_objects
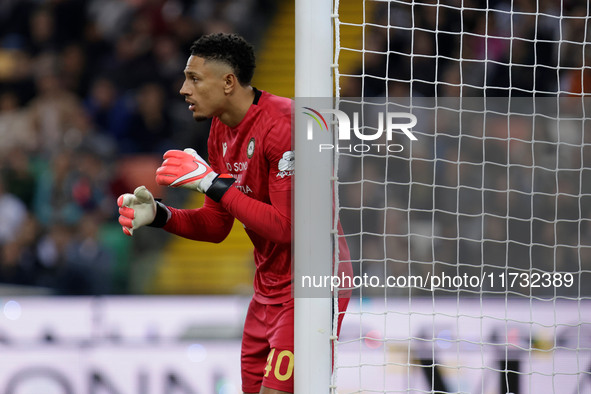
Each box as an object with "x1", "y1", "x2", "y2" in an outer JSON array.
[
  {"x1": 0, "y1": 0, "x2": 589, "y2": 297},
  {"x1": 0, "y1": 0, "x2": 279, "y2": 296}
]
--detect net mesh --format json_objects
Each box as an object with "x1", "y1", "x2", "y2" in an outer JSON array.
[{"x1": 332, "y1": 1, "x2": 591, "y2": 392}]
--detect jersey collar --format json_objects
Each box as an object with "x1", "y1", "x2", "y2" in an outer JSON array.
[{"x1": 252, "y1": 87, "x2": 262, "y2": 105}]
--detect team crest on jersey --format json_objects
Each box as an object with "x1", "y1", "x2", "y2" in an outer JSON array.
[
  {"x1": 277, "y1": 151, "x2": 295, "y2": 178},
  {"x1": 222, "y1": 142, "x2": 228, "y2": 157},
  {"x1": 247, "y1": 138, "x2": 255, "y2": 158}
]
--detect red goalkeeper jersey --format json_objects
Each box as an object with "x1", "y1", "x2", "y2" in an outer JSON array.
[
  {"x1": 163, "y1": 89, "x2": 352, "y2": 304},
  {"x1": 164, "y1": 89, "x2": 294, "y2": 303}
]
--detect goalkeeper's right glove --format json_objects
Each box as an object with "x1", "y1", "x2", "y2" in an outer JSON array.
[
  {"x1": 117, "y1": 186, "x2": 169, "y2": 236},
  {"x1": 155, "y1": 148, "x2": 235, "y2": 202}
]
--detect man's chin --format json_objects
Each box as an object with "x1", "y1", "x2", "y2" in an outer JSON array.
[{"x1": 194, "y1": 115, "x2": 210, "y2": 122}]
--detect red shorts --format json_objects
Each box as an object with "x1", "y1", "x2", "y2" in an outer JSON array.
[
  {"x1": 241, "y1": 298, "x2": 294, "y2": 392},
  {"x1": 240, "y1": 296, "x2": 350, "y2": 393}
]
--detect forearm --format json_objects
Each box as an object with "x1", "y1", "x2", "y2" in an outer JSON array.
[{"x1": 163, "y1": 198, "x2": 233, "y2": 243}]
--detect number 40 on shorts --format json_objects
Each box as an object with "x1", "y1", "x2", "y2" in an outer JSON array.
[{"x1": 264, "y1": 348, "x2": 294, "y2": 382}]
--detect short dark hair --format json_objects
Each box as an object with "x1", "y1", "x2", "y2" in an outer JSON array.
[{"x1": 190, "y1": 33, "x2": 256, "y2": 86}]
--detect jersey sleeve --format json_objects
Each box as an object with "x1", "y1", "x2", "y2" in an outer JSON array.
[
  {"x1": 220, "y1": 187, "x2": 291, "y2": 244},
  {"x1": 163, "y1": 196, "x2": 234, "y2": 243},
  {"x1": 219, "y1": 114, "x2": 293, "y2": 244},
  {"x1": 162, "y1": 125, "x2": 235, "y2": 243}
]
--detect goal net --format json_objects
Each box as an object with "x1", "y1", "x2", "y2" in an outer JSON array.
[{"x1": 329, "y1": 1, "x2": 591, "y2": 393}]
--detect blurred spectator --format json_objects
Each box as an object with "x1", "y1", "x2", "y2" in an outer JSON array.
[
  {"x1": 34, "y1": 147, "x2": 113, "y2": 228},
  {"x1": 0, "y1": 214, "x2": 39, "y2": 286},
  {"x1": 342, "y1": 28, "x2": 389, "y2": 97},
  {"x1": 27, "y1": 6, "x2": 59, "y2": 56},
  {"x1": 33, "y1": 151, "x2": 83, "y2": 226},
  {"x1": 1, "y1": 147, "x2": 36, "y2": 209},
  {"x1": 60, "y1": 42, "x2": 92, "y2": 97},
  {"x1": 34, "y1": 222, "x2": 72, "y2": 289},
  {"x1": 0, "y1": 42, "x2": 36, "y2": 104},
  {"x1": 71, "y1": 149, "x2": 112, "y2": 214},
  {"x1": 87, "y1": 0, "x2": 134, "y2": 42},
  {"x1": 0, "y1": 90, "x2": 36, "y2": 155},
  {"x1": 0, "y1": 176, "x2": 27, "y2": 246},
  {"x1": 124, "y1": 82, "x2": 173, "y2": 154},
  {"x1": 84, "y1": 76, "x2": 132, "y2": 144},
  {"x1": 0, "y1": 240, "x2": 33, "y2": 285},
  {"x1": 59, "y1": 213, "x2": 114, "y2": 295},
  {"x1": 102, "y1": 29, "x2": 158, "y2": 92},
  {"x1": 152, "y1": 34, "x2": 185, "y2": 93},
  {"x1": 27, "y1": 54, "x2": 83, "y2": 156},
  {"x1": 62, "y1": 105, "x2": 117, "y2": 160}
]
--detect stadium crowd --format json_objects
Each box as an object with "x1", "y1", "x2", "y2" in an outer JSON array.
[
  {"x1": 342, "y1": 0, "x2": 590, "y2": 97},
  {"x1": 0, "y1": 0, "x2": 274, "y2": 294},
  {"x1": 337, "y1": 0, "x2": 590, "y2": 297}
]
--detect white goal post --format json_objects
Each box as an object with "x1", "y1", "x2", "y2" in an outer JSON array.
[{"x1": 293, "y1": 0, "x2": 334, "y2": 392}]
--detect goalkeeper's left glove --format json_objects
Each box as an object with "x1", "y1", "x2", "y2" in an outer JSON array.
[
  {"x1": 117, "y1": 186, "x2": 157, "y2": 236},
  {"x1": 155, "y1": 148, "x2": 236, "y2": 202}
]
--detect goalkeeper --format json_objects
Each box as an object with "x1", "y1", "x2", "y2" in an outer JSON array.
[{"x1": 117, "y1": 33, "x2": 352, "y2": 394}]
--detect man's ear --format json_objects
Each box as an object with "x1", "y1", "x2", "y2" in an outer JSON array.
[{"x1": 223, "y1": 73, "x2": 238, "y2": 94}]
